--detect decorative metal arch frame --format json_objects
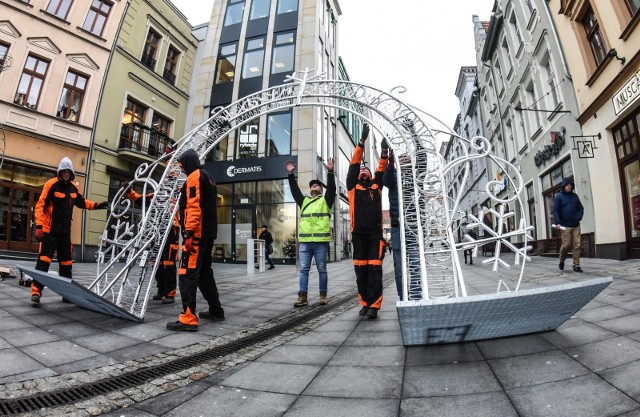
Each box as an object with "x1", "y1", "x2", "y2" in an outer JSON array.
[{"x1": 91, "y1": 69, "x2": 533, "y2": 320}]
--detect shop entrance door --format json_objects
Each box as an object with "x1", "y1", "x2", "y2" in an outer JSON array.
[
  {"x1": 0, "y1": 184, "x2": 40, "y2": 252},
  {"x1": 231, "y1": 205, "x2": 256, "y2": 262}
]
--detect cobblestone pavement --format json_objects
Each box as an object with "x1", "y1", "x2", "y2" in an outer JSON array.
[{"x1": 1, "y1": 254, "x2": 640, "y2": 416}]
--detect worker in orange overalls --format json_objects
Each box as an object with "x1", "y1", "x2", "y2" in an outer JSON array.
[
  {"x1": 346, "y1": 124, "x2": 389, "y2": 319},
  {"x1": 167, "y1": 149, "x2": 224, "y2": 332},
  {"x1": 31, "y1": 157, "x2": 108, "y2": 304}
]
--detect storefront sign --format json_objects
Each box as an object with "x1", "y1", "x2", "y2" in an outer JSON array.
[
  {"x1": 534, "y1": 132, "x2": 565, "y2": 167},
  {"x1": 613, "y1": 69, "x2": 640, "y2": 116},
  {"x1": 205, "y1": 155, "x2": 298, "y2": 183}
]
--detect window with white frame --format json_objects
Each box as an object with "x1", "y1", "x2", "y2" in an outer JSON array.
[
  {"x1": 524, "y1": 0, "x2": 535, "y2": 21},
  {"x1": 495, "y1": 58, "x2": 505, "y2": 94},
  {"x1": 509, "y1": 11, "x2": 523, "y2": 53},
  {"x1": 513, "y1": 100, "x2": 525, "y2": 150},
  {"x1": 501, "y1": 37, "x2": 513, "y2": 77},
  {"x1": 541, "y1": 53, "x2": 560, "y2": 110},
  {"x1": 505, "y1": 118, "x2": 515, "y2": 160},
  {"x1": 57, "y1": 70, "x2": 88, "y2": 122},
  {"x1": 524, "y1": 81, "x2": 542, "y2": 136}
]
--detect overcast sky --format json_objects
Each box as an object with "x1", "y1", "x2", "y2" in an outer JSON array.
[{"x1": 171, "y1": 0, "x2": 495, "y2": 128}]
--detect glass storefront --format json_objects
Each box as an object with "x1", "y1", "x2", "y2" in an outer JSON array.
[
  {"x1": 215, "y1": 179, "x2": 297, "y2": 263},
  {"x1": 0, "y1": 162, "x2": 52, "y2": 252},
  {"x1": 613, "y1": 110, "x2": 640, "y2": 258}
]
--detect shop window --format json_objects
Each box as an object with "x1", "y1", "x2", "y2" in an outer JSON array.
[
  {"x1": 526, "y1": 183, "x2": 537, "y2": 240},
  {"x1": 266, "y1": 110, "x2": 291, "y2": 156},
  {"x1": 582, "y1": 6, "x2": 607, "y2": 66},
  {"x1": 271, "y1": 31, "x2": 295, "y2": 75},
  {"x1": 276, "y1": 0, "x2": 297, "y2": 14},
  {"x1": 163, "y1": 46, "x2": 179, "y2": 85},
  {"x1": 236, "y1": 119, "x2": 259, "y2": 158},
  {"x1": 613, "y1": 117, "x2": 639, "y2": 161},
  {"x1": 224, "y1": 0, "x2": 245, "y2": 26},
  {"x1": 57, "y1": 70, "x2": 88, "y2": 122},
  {"x1": 257, "y1": 180, "x2": 294, "y2": 204},
  {"x1": 242, "y1": 36, "x2": 265, "y2": 79},
  {"x1": 141, "y1": 28, "x2": 161, "y2": 70},
  {"x1": 234, "y1": 182, "x2": 255, "y2": 204},
  {"x1": 46, "y1": 0, "x2": 73, "y2": 19},
  {"x1": 215, "y1": 43, "x2": 237, "y2": 84},
  {"x1": 82, "y1": 0, "x2": 112, "y2": 37},
  {"x1": 249, "y1": 0, "x2": 269, "y2": 20},
  {"x1": 14, "y1": 54, "x2": 49, "y2": 109}
]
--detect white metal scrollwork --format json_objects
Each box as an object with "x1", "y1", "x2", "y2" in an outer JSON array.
[{"x1": 93, "y1": 69, "x2": 532, "y2": 319}]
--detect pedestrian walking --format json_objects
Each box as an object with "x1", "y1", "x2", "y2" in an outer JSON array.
[
  {"x1": 286, "y1": 157, "x2": 336, "y2": 307},
  {"x1": 259, "y1": 224, "x2": 275, "y2": 269},
  {"x1": 553, "y1": 177, "x2": 585, "y2": 272},
  {"x1": 31, "y1": 157, "x2": 108, "y2": 304}
]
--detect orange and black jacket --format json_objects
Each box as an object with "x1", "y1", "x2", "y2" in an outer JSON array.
[
  {"x1": 127, "y1": 188, "x2": 180, "y2": 229},
  {"x1": 35, "y1": 177, "x2": 100, "y2": 235},
  {"x1": 346, "y1": 145, "x2": 388, "y2": 233},
  {"x1": 178, "y1": 149, "x2": 217, "y2": 239}
]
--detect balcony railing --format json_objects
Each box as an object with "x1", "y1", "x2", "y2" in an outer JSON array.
[
  {"x1": 119, "y1": 123, "x2": 172, "y2": 158},
  {"x1": 162, "y1": 69, "x2": 176, "y2": 85}
]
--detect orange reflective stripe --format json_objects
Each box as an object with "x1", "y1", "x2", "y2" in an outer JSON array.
[
  {"x1": 179, "y1": 307, "x2": 198, "y2": 325},
  {"x1": 167, "y1": 289, "x2": 177, "y2": 297},
  {"x1": 40, "y1": 255, "x2": 52, "y2": 263},
  {"x1": 368, "y1": 260, "x2": 383, "y2": 266},
  {"x1": 162, "y1": 260, "x2": 175, "y2": 266},
  {"x1": 379, "y1": 240, "x2": 386, "y2": 259},
  {"x1": 31, "y1": 284, "x2": 41, "y2": 296},
  {"x1": 370, "y1": 295, "x2": 383, "y2": 309},
  {"x1": 178, "y1": 267, "x2": 187, "y2": 275},
  {"x1": 350, "y1": 145, "x2": 364, "y2": 164},
  {"x1": 353, "y1": 259, "x2": 368, "y2": 266},
  {"x1": 357, "y1": 293, "x2": 367, "y2": 307},
  {"x1": 60, "y1": 261, "x2": 73, "y2": 266}
]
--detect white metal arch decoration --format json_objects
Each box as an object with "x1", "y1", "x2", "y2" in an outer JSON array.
[
  {"x1": 88, "y1": 69, "x2": 532, "y2": 320},
  {"x1": 22, "y1": 69, "x2": 610, "y2": 345}
]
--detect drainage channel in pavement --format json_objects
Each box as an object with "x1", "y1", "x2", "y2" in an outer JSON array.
[{"x1": 0, "y1": 282, "x2": 376, "y2": 416}]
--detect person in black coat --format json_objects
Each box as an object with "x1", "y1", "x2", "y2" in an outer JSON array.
[{"x1": 259, "y1": 225, "x2": 275, "y2": 269}]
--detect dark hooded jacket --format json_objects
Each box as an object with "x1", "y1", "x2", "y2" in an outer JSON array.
[
  {"x1": 35, "y1": 157, "x2": 100, "y2": 235},
  {"x1": 553, "y1": 177, "x2": 584, "y2": 227},
  {"x1": 178, "y1": 149, "x2": 217, "y2": 239}
]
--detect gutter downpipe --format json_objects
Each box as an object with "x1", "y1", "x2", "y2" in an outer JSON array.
[{"x1": 81, "y1": 0, "x2": 132, "y2": 262}]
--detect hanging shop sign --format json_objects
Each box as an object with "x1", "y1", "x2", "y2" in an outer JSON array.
[
  {"x1": 613, "y1": 69, "x2": 640, "y2": 116},
  {"x1": 571, "y1": 133, "x2": 600, "y2": 159},
  {"x1": 534, "y1": 131, "x2": 565, "y2": 167}
]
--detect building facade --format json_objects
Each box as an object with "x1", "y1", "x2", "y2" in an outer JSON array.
[
  {"x1": 0, "y1": 0, "x2": 126, "y2": 256},
  {"x1": 548, "y1": 0, "x2": 640, "y2": 259},
  {"x1": 472, "y1": 1, "x2": 592, "y2": 255},
  {"x1": 83, "y1": 0, "x2": 197, "y2": 260},
  {"x1": 188, "y1": 0, "x2": 356, "y2": 265}
]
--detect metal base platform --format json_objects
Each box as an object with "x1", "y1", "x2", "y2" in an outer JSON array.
[
  {"x1": 396, "y1": 277, "x2": 612, "y2": 346},
  {"x1": 20, "y1": 267, "x2": 143, "y2": 322}
]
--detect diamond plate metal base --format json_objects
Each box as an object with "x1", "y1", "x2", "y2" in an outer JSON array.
[
  {"x1": 20, "y1": 267, "x2": 143, "y2": 322},
  {"x1": 396, "y1": 277, "x2": 612, "y2": 346}
]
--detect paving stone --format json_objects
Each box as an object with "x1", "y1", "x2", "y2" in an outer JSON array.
[
  {"x1": 0, "y1": 348, "x2": 49, "y2": 378},
  {"x1": 598, "y1": 360, "x2": 640, "y2": 400},
  {"x1": 220, "y1": 362, "x2": 321, "y2": 394},
  {"x1": 284, "y1": 396, "x2": 398, "y2": 417},
  {"x1": 541, "y1": 319, "x2": 618, "y2": 348},
  {"x1": 597, "y1": 314, "x2": 640, "y2": 335},
  {"x1": 256, "y1": 345, "x2": 338, "y2": 366},
  {"x1": 343, "y1": 330, "x2": 404, "y2": 347},
  {"x1": 106, "y1": 343, "x2": 167, "y2": 362},
  {"x1": 20, "y1": 340, "x2": 96, "y2": 366},
  {"x1": 576, "y1": 305, "x2": 635, "y2": 322},
  {"x1": 476, "y1": 333, "x2": 556, "y2": 359},
  {"x1": 488, "y1": 350, "x2": 590, "y2": 389},
  {"x1": 51, "y1": 354, "x2": 118, "y2": 374},
  {"x1": 406, "y1": 342, "x2": 484, "y2": 366},
  {"x1": 403, "y1": 362, "x2": 501, "y2": 397},
  {"x1": 287, "y1": 330, "x2": 352, "y2": 346},
  {"x1": 303, "y1": 366, "x2": 403, "y2": 398},
  {"x1": 507, "y1": 374, "x2": 638, "y2": 417},
  {"x1": 566, "y1": 336, "x2": 640, "y2": 372},
  {"x1": 400, "y1": 392, "x2": 518, "y2": 417},
  {"x1": 328, "y1": 346, "x2": 405, "y2": 367},
  {"x1": 165, "y1": 386, "x2": 297, "y2": 417}
]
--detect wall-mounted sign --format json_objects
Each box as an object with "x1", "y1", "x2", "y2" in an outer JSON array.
[
  {"x1": 613, "y1": 69, "x2": 640, "y2": 116},
  {"x1": 205, "y1": 155, "x2": 298, "y2": 184},
  {"x1": 534, "y1": 132, "x2": 565, "y2": 167}
]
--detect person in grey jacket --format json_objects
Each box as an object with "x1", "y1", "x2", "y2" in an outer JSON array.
[{"x1": 553, "y1": 177, "x2": 584, "y2": 272}]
